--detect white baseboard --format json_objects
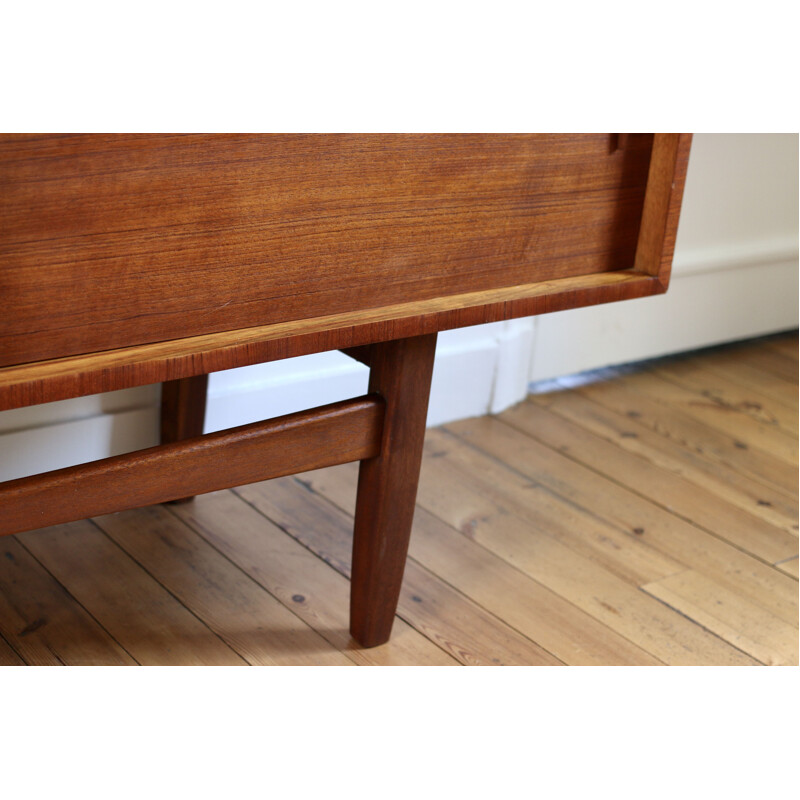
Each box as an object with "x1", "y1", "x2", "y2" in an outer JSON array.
[
  {"x1": 528, "y1": 256, "x2": 799, "y2": 383},
  {"x1": 204, "y1": 322, "x2": 521, "y2": 434},
  {"x1": 0, "y1": 406, "x2": 159, "y2": 482}
]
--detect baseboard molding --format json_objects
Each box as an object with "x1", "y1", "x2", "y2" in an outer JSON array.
[
  {"x1": 0, "y1": 406, "x2": 159, "y2": 483},
  {"x1": 529, "y1": 256, "x2": 799, "y2": 382},
  {"x1": 203, "y1": 325, "x2": 512, "y2": 434}
]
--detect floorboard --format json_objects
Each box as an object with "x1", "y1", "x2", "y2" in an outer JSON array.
[
  {"x1": 507, "y1": 399, "x2": 797, "y2": 562},
  {"x1": 563, "y1": 376, "x2": 798, "y2": 499},
  {"x1": 93, "y1": 505, "x2": 355, "y2": 666},
  {"x1": 0, "y1": 534, "x2": 134, "y2": 665},
  {"x1": 18, "y1": 520, "x2": 246, "y2": 666},
  {"x1": 539, "y1": 388, "x2": 796, "y2": 533},
  {"x1": 776, "y1": 557, "x2": 799, "y2": 579}
]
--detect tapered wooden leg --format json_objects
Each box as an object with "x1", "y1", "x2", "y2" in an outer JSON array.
[
  {"x1": 350, "y1": 333, "x2": 437, "y2": 647},
  {"x1": 160, "y1": 374, "x2": 209, "y2": 502}
]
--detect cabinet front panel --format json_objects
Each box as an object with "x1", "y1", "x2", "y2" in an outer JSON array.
[{"x1": 0, "y1": 134, "x2": 653, "y2": 366}]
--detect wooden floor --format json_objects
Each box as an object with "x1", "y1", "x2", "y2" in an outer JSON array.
[{"x1": 1, "y1": 332, "x2": 797, "y2": 666}]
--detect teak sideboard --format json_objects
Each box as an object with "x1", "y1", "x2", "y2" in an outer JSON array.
[{"x1": 0, "y1": 134, "x2": 691, "y2": 647}]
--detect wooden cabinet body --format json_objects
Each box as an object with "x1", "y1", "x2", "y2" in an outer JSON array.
[{"x1": 0, "y1": 134, "x2": 691, "y2": 647}]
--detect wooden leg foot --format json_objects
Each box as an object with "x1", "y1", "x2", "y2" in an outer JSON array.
[{"x1": 349, "y1": 334, "x2": 437, "y2": 647}]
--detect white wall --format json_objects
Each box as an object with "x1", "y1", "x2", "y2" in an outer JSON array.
[
  {"x1": 529, "y1": 133, "x2": 799, "y2": 380},
  {"x1": 1, "y1": 134, "x2": 797, "y2": 481}
]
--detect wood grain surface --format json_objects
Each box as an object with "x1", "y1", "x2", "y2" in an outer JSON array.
[
  {"x1": 0, "y1": 395, "x2": 383, "y2": 536},
  {"x1": 160, "y1": 374, "x2": 208, "y2": 444},
  {"x1": 634, "y1": 132, "x2": 691, "y2": 286},
  {"x1": 350, "y1": 334, "x2": 437, "y2": 646},
  {"x1": 160, "y1": 373, "x2": 209, "y2": 502},
  {"x1": 1, "y1": 133, "x2": 657, "y2": 367},
  {"x1": 0, "y1": 269, "x2": 661, "y2": 410}
]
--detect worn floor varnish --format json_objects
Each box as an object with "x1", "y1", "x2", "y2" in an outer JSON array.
[{"x1": 0, "y1": 332, "x2": 797, "y2": 665}]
